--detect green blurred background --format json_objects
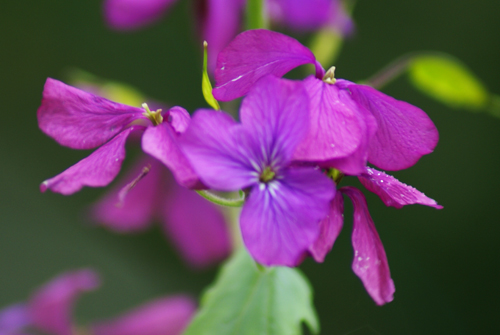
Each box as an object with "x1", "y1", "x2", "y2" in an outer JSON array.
[{"x1": 1, "y1": 0, "x2": 499, "y2": 333}]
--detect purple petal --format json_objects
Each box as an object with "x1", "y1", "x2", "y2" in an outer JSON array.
[
  {"x1": 168, "y1": 106, "x2": 190, "y2": 133},
  {"x1": 40, "y1": 127, "x2": 135, "y2": 195},
  {"x1": 179, "y1": 109, "x2": 257, "y2": 191},
  {"x1": 92, "y1": 296, "x2": 195, "y2": 335},
  {"x1": 0, "y1": 304, "x2": 31, "y2": 334},
  {"x1": 292, "y1": 76, "x2": 365, "y2": 169},
  {"x1": 239, "y1": 76, "x2": 309, "y2": 168},
  {"x1": 308, "y1": 192, "x2": 344, "y2": 262},
  {"x1": 29, "y1": 269, "x2": 100, "y2": 335},
  {"x1": 90, "y1": 156, "x2": 163, "y2": 232},
  {"x1": 269, "y1": 0, "x2": 353, "y2": 34},
  {"x1": 213, "y1": 30, "x2": 322, "y2": 101},
  {"x1": 345, "y1": 83, "x2": 439, "y2": 171},
  {"x1": 103, "y1": 0, "x2": 177, "y2": 30},
  {"x1": 341, "y1": 187, "x2": 395, "y2": 305},
  {"x1": 359, "y1": 167, "x2": 443, "y2": 209},
  {"x1": 38, "y1": 78, "x2": 145, "y2": 150},
  {"x1": 240, "y1": 167, "x2": 335, "y2": 266},
  {"x1": 160, "y1": 174, "x2": 232, "y2": 268},
  {"x1": 141, "y1": 121, "x2": 202, "y2": 189},
  {"x1": 196, "y1": 0, "x2": 245, "y2": 73}
]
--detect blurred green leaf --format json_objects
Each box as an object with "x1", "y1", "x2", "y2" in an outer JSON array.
[
  {"x1": 309, "y1": 28, "x2": 343, "y2": 69},
  {"x1": 246, "y1": 0, "x2": 269, "y2": 30},
  {"x1": 408, "y1": 55, "x2": 489, "y2": 110},
  {"x1": 183, "y1": 249, "x2": 319, "y2": 335}
]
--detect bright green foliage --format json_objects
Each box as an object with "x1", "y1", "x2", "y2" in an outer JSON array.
[
  {"x1": 202, "y1": 41, "x2": 221, "y2": 110},
  {"x1": 408, "y1": 55, "x2": 489, "y2": 110},
  {"x1": 246, "y1": 0, "x2": 269, "y2": 30},
  {"x1": 183, "y1": 249, "x2": 319, "y2": 335}
]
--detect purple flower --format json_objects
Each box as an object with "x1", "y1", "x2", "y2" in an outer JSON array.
[
  {"x1": 0, "y1": 269, "x2": 195, "y2": 335},
  {"x1": 90, "y1": 156, "x2": 232, "y2": 268},
  {"x1": 38, "y1": 78, "x2": 200, "y2": 195},
  {"x1": 103, "y1": 0, "x2": 352, "y2": 72},
  {"x1": 309, "y1": 167, "x2": 442, "y2": 305},
  {"x1": 213, "y1": 29, "x2": 439, "y2": 175},
  {"x1": 180, "y1": 75, "x2": 335, "y2": 266}
]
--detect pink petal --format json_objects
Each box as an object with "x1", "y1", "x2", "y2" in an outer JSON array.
[
  {"x1": 341, "y1": 187, "x2": 395, "y2": 305},
  {"x1": 37, "y1": 78, "x2": 145, "y2": 150},
  {"x1": 0, "y1": 304, "x2": 31, "y2": 334},
  {"x1": 292, "y1": 76, "x2": 365, "y2": 168},
  {"x1": 213, "y1": 30, "x2": 322, "y2": 101},
  {"x1": 29, "y1": 269, "x2": 100, "y2": 335},
  {"x1": 160, "y1": 174, "x2": 232, "y2": 268},
  {"x1": 103, "y1": 0, "x2": 178, "y2": 30},
  {"x1": 240, "y1": 167, "x2": 335, "y2": 266},
  {"x1": 91, "y1": 296, "x2": 196, "y2": 335},
  {"x1": 40, "y1": 127, "x2": 136, "y2": 195},
  {"x1": 359, "y1": 167, "x2": 443, "y2": 209},
  {"x1": 90, "y1": 156, "x2": 163, "y2": 232},
  {"x1": 346, "y1": 83, "x2": 439, "y2": 171},
  {"x1": 141, "y1": 122, "x2": 202, "y2": 189},
  {"x1": 308, "y1": 192, "x2": 344, "y2": 262}
]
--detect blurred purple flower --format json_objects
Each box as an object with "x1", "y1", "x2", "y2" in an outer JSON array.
[
  {"x1": 90, "y1": 156, "x2": 232, "y2": 268},
  {"x1": 103, "y1": 0, "x2": 352, "y2": 72},
  {"x1": 213, "y1": 29, "x2": 439, "y2": 175},
  {"x1": 309, "y1": 167, "x2": 443, "y2": 305},
  {"x1": 0, "y1": 269, "x2": 195, "y2": 335},
  {"x1": 38, "y1": 78, "x2": 200, "y2": 194},
  {"x1": 180, "y1": 75, "x2": 335, "y2": 266}
]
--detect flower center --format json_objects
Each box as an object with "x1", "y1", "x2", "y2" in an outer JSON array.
[
  {"x1": 327, "y1": 168, "x2": 344, "y2": 185},
  {"x1": 142, "y1": 103, "x2": 163, "y2": 126},
  {"x1": 259, "y1": 166, "x2": 276, "y2": 183},
  {"x1": 322, "y1": 66, "x2": 337, "y2": 85}
]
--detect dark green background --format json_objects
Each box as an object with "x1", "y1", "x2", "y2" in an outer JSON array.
[{"x1": 1, "y1": 0, "x2": 499, "y2": 333}]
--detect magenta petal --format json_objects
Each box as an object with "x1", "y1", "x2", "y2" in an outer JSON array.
[
  {"x1": 29, "y1": 269, "x2": 100, "y2": 335},
  {"x1": 240, "y1": 76, "x2": 309, "y2": 166},
  {"x1": 142, "y1": 122, "x2": 201, "y2": 189},
  {"x1": 240, "y1": 167, "x2": 335, "y2": 266},
  {"x1": 293, "y1": 77, "x2": 365, "y2": 167},
  {"x1": 90, "y1": 156, "x2": 163, "y2": 231},
  {"x1": 308, "y1": 192, "x2": 344, "y2": 262},
  {"x1": 341, "y1": 187, "x2": 395, "y2": 305},
  {"x1": 197, "y1": 0, "x2": 245, "y2": 73},
  {"x1": 92, "y1": 296, "x2": 196, "y2": 335},
  {"x1": 179, "y1": 109, "x2": 257, "y2": 191},
  {"x1": 0, "y1": 304, "x2": 31, "y2": 334},
  {"x1": 359, "y1": 167, "x2": 443, "y2": 209},
  {"x1": 346, "y1": 83, "x2": 439, "y2": 171},
  {"x1": 37, "y1": 78, "x2": 145, "y2": 150},
  {"x1": 161, "y1": 175, "x2": 231, "y2": 268},
  {"x1": 103, "y1": 0, "x2": 178, "y2": 30},
  {"x1": 168, "y1": 106, "x2": 190, "y2": 134},
  {"x1": 41, "y1": 128, "x2": 135, "y2": 195},
  {"x1": 213, "y1": 30, "x2": 321, "y2": 101}
]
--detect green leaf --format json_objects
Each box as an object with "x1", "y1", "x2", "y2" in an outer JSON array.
[
  {"x1": 408, "y1": 54, "x2": 489, "y2": 109},
  {"x1": 246, "y1": 0, "x2": 269, "y2": 30},
  {"x1": 202, "y1": 41, "x2": 220, "y2": 111},
  {"x1": 183, "y1": 249, "x2": 319, "y2": 335},
  {"x1": 309, "y1": 27, "x2": 343, "y2": 69}
]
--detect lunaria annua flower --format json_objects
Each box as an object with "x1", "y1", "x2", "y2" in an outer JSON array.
[
  {"x1": 180, "y1": 75, "x2": 335, "y2": 266},
  {"x1": 0, "y1": 269, "x2": 195, "y2": 335}
]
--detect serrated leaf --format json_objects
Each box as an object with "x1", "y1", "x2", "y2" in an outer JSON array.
[
  {"x1": 408, "y1": 54, "x2": 489, "y2": 109},
  {"x1": 183, "y1": 249, "x2": 319, "y2": 335}
]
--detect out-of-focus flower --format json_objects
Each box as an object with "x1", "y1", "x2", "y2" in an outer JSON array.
[
  {"x1": 38, "y1": 78, "x2": 200, "y2": 194},
  {"x1": 180, "y1": 75, "x2": 335, "y2": 266},
  {"x1": 309, "y1": 167, "x2": 443, "y2": 305},
  {"x1": 0, "y1": 269, "x2": 195, "y2": 335},
  {"x1": 213, "y1": 29, "x2": 439, "y2": 175},
  {"x1": 91, "y1": 156, "x2": 232, "y2": 268},
  {"x1": 103, "y1": 0, "x2": 352, "y2": 72}
]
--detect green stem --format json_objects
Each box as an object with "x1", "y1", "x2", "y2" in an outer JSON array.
[
  {"x1": 246, "y1": 0, "x2": 269, "y2": 30},
  {"x1": 196, "y1": 190, "x2": 245, "y2": 207}
]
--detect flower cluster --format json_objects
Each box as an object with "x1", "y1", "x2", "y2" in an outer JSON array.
[
  {"x1": 0, "y1": 269, "x2": 195, "y2": 335},
  {"x1": 37, "y1": 28, "x2": 441, "y2": 305}
]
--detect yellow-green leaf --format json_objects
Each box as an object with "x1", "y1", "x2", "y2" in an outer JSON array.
[
  {"x1": 408, "y1": 55, "x2": 489, "y2": 110},
  {"x1": 202, "y1": 41, "x2": 220, "y2": 110}
]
